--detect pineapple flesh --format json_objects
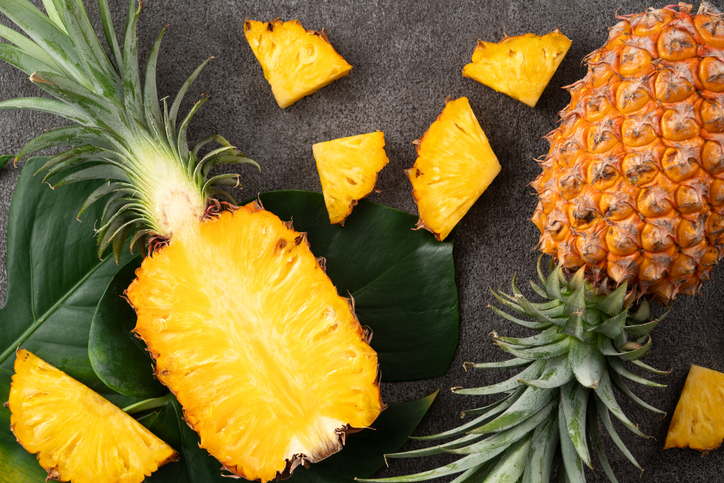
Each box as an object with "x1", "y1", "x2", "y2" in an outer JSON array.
[
  {"x1": 127, "y1": 202, "x2": 382, "y2": 482},
  {"x1": 8, "y1": 350, "x2": 178, "y2": 483},
  {"x1": 314, "y1": 131, "x2": 390, "y2": 225},
  {"x1": 532, "y1": 4, "x2": 724, "y2": 303},
  {"x1": 407, "y1": 97, "x2": 501, "y2": 241},
  {"x1": 665, "y1": 364, "x2": 724, "y2": 453},
  {"x1": 244, "y1": 19, "x2": 353, "y2": 108},
  {"x1": 462, "y1": 30, "x2": 572, "y2": 108}
]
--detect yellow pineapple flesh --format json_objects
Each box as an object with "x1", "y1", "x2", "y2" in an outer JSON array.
[
  {"x1": 8, "y1": 349, "x2": 178, "y2": 483},
  {"x1": 314, "y1": 131, "x2": 390, "y2": 225},
  {"x1": 463, "y1": 30, "x2": 572, "y2": 108},
  {"x1": 127, "y1": 203, "x2": 382, "y2": 483},
  {"x1": 407, "y1": 97, "x2": 501, "y2": 241},
  {"x1": 665, "y1": 364, "x2": 724, "y2": 453},
  {"x1": 244, "y1": 19, "x2": 352, "y2": 108},
  {"x1": 532, "y1": 4, "x2": 724, "y2": 302}
]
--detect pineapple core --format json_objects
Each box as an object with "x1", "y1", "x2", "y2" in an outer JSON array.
[
  {"x1": 665, "y1": 365, "x2": 724, "y2": 453},
  {"x1": 463, "y1": 30, "x2": 571, "y2": 108},
  {"x1": 407, "y1": 97, "x2": 501, "y2": 241},
  {"x1": 314, "y1": 131, "x2": 390, "y2": 225},
  {"x1": 128, "y1": 203, "x2": 382, "y2": 482},
  {"x1": 8, "y1": 350, "x2": 178, "y2": 483},
  {"x1": 244, "y1": 19, "x2": 352, "y2": 108}
]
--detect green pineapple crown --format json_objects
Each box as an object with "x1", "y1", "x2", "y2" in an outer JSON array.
[
  {"x1": 359, "y1": 257, "x2": 671, "y2": 483},
  {"x1": 0, "y1": 0, "x2": 257, "y2": 260}
]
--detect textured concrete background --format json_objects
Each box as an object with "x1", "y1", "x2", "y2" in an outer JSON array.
[{"x1": 1, "y1": 1, "x2": 724, "y2": 481}]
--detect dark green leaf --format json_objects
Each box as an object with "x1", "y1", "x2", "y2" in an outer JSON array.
[
  {"x1": 0, "y1": 155, "x2": 10, "y2": 171},
  {"x1": 258, "y1": 190, "x2": 459, "y2": 382}
]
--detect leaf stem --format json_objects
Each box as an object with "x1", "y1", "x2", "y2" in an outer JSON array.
[{"x1": 123, "y1": 392, "x2": 173, "y2": 414}]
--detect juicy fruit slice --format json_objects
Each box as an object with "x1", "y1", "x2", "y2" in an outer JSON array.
[
  {"x1": 127, "y1": 203, "x2": 383, "y2": 482},
  {"x1": 8, "y1": 350, "x2": 178, "y2": 483},
  {"x1": 244, "y1": 19, "x2": 352, "y2": 108},
  {"x1": 665, "y1": 365, "x2": 724, "y2": 452},
  {"x1": 314, "y1": 131, "x2": 390, "y2": 224},
  {"x1": 463, "y1": 30, "x2": 572, "y2": 108},
  {"x1": 407, "y1": 97, "x2": 501, "y2": 241}
]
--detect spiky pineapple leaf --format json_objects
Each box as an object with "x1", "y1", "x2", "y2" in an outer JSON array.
[
  {"x1": 0, "y1": 157, "x2": 139, "y2": 480},
  {"x1": 258, "y1": 190, "x2": 459, "y2": 382},
  {"x1": 139, "y1": 393, "x2": 437, "y2": 483}
]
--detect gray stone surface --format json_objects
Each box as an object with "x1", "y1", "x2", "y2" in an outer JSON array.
[{"x1": 1, "y1": 0, "x2": 724, "y2": 481}]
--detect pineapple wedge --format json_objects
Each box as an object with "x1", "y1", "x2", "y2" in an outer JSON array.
[
  {"x1": 314, "y1": 131, "x2": 390, "y2": 225},
  {"x1": 407, "y1": 97, "x2": 500, "y2": 241},
  {"x1": 244, "y1": 19, "x2": 352, "y2": 108},
  {"x1": 463, "y1": 30, "x2": 571, "y2": 107},
  {"x1": 665, "y1": 365, "x2": 724, "y2": 453},
  {"x1": 8, "y1": 350, "x2": 178, "y2": 483}
]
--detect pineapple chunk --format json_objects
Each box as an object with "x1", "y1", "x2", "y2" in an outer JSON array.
[
  {"x1": 128, "y1": 203, "x2": 382, "y2": 482},
  {"x1": 8, "y1": 350, "x2": 178, "y2": 483},
  {"x1": 244, "y1": 19, "x2": 352, "y2": 108},
  {"x1": 314, "y1": 131, "x2": 390, "y2": 225},
  {"x1": 407, "y1": 97, "x2": 501, "y2": 241},
  {"x1": 463, "y1": 30, "x2": 571, "y2": 108},
  {"x1": 665, "y1": 365, "x2": 724, "y2": 453}
]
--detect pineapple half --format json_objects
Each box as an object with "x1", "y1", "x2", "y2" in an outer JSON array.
[
  {"x1": 244, "y1": 18, "x2": 353, "y2": 108},
  {"x1": 407, "y1": 97, "x2": 501, "y2": 241},
  {"x1": 8, "y1": 350, "x2": 178, "y2": 483},
  {"x1": 665, "y1": 365, "x2": 724, "y2": 453},
  {"x1": 0, "y1": 1, "x2": 382, "y2": 481},
  {"x1": 313, "y1": 131, "x2": 390, "y2": 225},
  {"x1": 462, "y1": 30, "x2": 572, "y2": 108}
]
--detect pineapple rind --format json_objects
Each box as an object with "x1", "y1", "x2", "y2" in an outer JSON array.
[
  {"x1": 314, "y1": 131, "x2": 390, "y2": 224},
  {"x1": 665, "y1": 364, "x2": 724, "y2": 452},
  {"x1": 128, "y1": 204, "x2": 382, "y2": 483},
  {"x1": 244, "y1": 19, "x2": 353, "y2": 109},
  {"x1": 408, "y1": 97, "x2": 501, "y2": 241},
  {"x1": 463, "y1": 31, "x2": 572, "y2": 108},
  {"x1": 8, "y1": 350, "x2": 178, "y2": 483}
]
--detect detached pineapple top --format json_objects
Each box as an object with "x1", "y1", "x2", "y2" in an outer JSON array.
[{"x1": 532, "y1": 3, "x2": 724, "y2": 303}]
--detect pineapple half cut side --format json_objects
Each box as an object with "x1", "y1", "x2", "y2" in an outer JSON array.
[
  {"x1": 244, "y1": 18, "x2": 353, "y2": 108},
  {"x1": 407, "y1": 97, "x2": 501, "y2": 242},
  {"x1": 314, "y1": 131, "x2": 390, "y2": 225},
  {"x1": 8, "y1": 350, "x2": 178, "y2": 483},
  {"x1": 128, "y1": 201, "x2": 383, "y2": 482},
  {"x1": 463, "y1": 30, "x2": 571, "y2": 108}
]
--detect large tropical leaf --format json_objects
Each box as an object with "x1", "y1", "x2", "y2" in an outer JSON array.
[{"x1": 0, "y1": 157, "x2": 137, "y2": 481}]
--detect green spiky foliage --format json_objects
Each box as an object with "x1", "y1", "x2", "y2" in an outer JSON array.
[
  {"x1": 359, "y1": 258, "x2": 671, "y2": 483},
  {"x1": 0, "y1": 0, "x2": 256, "y2": 260}
]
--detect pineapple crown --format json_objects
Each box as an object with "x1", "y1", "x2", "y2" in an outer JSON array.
[
  {"x1": 0, "y1": 0, "x2": 257, "y2": 260},
  {"x1": 359, "y1": 257, "x2": 670, "y2": 483}
]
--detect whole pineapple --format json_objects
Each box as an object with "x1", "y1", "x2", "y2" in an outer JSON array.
[{"x1": 532, "y1": 2, "x2": 724, "y2": 303}]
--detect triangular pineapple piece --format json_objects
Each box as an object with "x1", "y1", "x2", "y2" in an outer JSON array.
[
  {"x1": 127, "y1": 203, "x2": 383, "y2": 482},
  {"x1": 314, "y1": 131, "x2": 390, "y2": 225},
  {"x1": 463, "y1": 30, "x2": 571, "y2": 108},
  {"x1": 665, "y1": 365, "x2": 724, "y2": 453},
  {"x1": 244, "y1": 19, "x2": 352, "y2": 108},
  {"x1": 407, "y1": 97, "x2": 501, "y2": 241},
  {"x1": 8, "y1": 349, "x2": 178, "y2": 483}
]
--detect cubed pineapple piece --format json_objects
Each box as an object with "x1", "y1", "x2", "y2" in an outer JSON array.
[
  {"x1": 407, "y1": 97, "x2": 500, "y2": 241},
  {"x1": 8, "y1": 350, "x2": 178, "y2": 483},
  {"x1": 314, "y1": 131, "x2": 390, "y2": 225},
  {"x1": 665, "y1": 365, "x2": 724, "y2": 453},
  {"x1": 463, "y1": 30, "x2": 571, "y2": 108},
  {"x1": 244, "y1": 19, "x2": 352, "y2": 108}
]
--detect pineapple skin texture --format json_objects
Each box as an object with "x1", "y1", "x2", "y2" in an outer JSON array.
[
  {"x1": 665, "y1": 365, "x2": 724, "y2": 452},
  {"x1": 127, "y1": 203, "x2": 382, "y2": 482},
  {"x1": 407, "y1": 97, "x2": 501, "y2": 241},
  {"x1": 532, "y1": 6, "x2": 724, "y2": 303},
  {"x1": 314, "y1": 131, "x2": 390, "y2": 225},
  {"x1": 8, "y1": 350, "x2": 178, "y2": 483},
  {"x1": 463, "y1": 30, "x2": 572, "y2": 108},
  {"x1": 244, "y1": 19, "x2": 352, "y2": 108}
]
